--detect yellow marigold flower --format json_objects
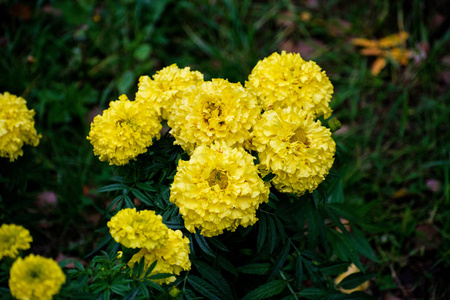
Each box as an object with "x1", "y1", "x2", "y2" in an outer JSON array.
[
  {"x1": 9, "y1": 254, "x2": 66, "y2": 300},
  {"x1": 87, "y1": 95, "x2": 162, "y2": 166},
  {"x1": 108, "y1": 208, "x2": 169, "y2": 251},
  {"x1": 0, "y1": 92, "x2": 41, "y2": 161},
  {"x1": 334, "y1": 263, "x2": 370, "y2": 294},
  {"x1": 170, "y1": 141, "x2": 270, "y2": 237},
  {"x1": 168, "y1": 79, "x2": 261, "y2": 154},
  {"x1": 245, "y1": 51, "x2": 333, "y2": 119},
  {"x1": 0, "y1": 224, "x2": 32, "y2": 260},
  {"x1": 136, "y1": 64, "x2": 203, "y2": 120},
  {"x1": 252, "y1": 107, "x2": 335, "y2": 196},
  {"x1": 128, "y1": 229, "x2": 191, "y2": 285}
]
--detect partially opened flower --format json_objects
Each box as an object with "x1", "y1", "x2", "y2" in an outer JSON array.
[
  {"x1": 168, "y1": 79, "x2": 261, "y2": 154},
  {"x1": 245, "y1": 51, "x2": 333, "y2": 119},
  {"x1": 0, "y1": 224, "x2": 32, "y2": 260},
  {"x1": 128, "y1": 229, "x2": 191, "y2": 285},
  {"x1": 252, "y1": 107, "x2": 335, "y2": 195},
  {"x1": 9, "y1": 254, "x2": 66, "y2": 300},
  {"x1": 136, "y1": 64, "x2": 203, "y2": 120},
  {"x1": 87, "y1": 95, "x2": 162, "y2": 166},
  {"x1": 170, "y1": 141, "x2": 270, "y2": 237},
  {"x1": 107, "y1": 208, "x2": 169, "y2": 251},
  {"x1": 0, "y1": 92, "x2": 41, "y2": 161}
]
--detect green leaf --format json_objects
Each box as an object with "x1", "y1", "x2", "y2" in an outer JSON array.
[
  {"x1": 241, "y1": 280, "x2": 287, "y2": 300},
  {"x1": 298, "y1": 287, "x2": 329, "y2": 298},
  {"x1": 135, "y1": 181, "x2": 156, "y2": 192},
  {"x1": 133, "y1": 44, "x2": 152, "y2": 61},
  {"x1": 117, "y1": 70, "x2": 135, "y2": 94},
  {"x1": 236, "y1": 263, "x2": 271, "y2": 275},
  {"x1": 257, "y1": 212, "x2": 267, "y2": 253},
  {"x1": 195, "y1": 261, "x2": 234, "y2": 300},
  {"x1": 262, "y1": 173, "x2": 276, "y2": 182},
  {"x1": 194, "y1": 232, "x2": 216, "y2": 257},
  {"x1": 267, "y1": 214, "x2": 277, "y2": 254},
  {"x1": 319, "y1": 261, "x2": 350, "y2": 276},
  {"x1": 97, "y1": 183, "x2": 128, "y2": 193},
  {"x1": 130, "y1": 188, "x2": 153, "y2": 206},
  {"x1": 295, "y1": 255, "x2": 303, "y2": 288},
  {"x1": 187, "y1": 275, "x2": 222, "y2": 300},
  {"x1": 267, "y1": 242, "x2": 290, "y2": 280},
  {"x1": 338, "y1": 272, "x2": 374, "y2": 290}
]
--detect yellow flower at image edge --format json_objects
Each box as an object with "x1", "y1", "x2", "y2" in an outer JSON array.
[
  {"x1": 245, "y1": 51, "x2": 333, "y2": 118},
  {"x1": 0, "y1": 92, "x2": 42, "y2": 161},
  {"x1": 107, "y1": 208, "x2": 169, "y2": 251},
  {"x1": 128, "y1": 229, "x2": 191, "y2": 285},
  {"x1": 170, "y1": 142, "x2": 270, "y2": 237},
  {"x1": 9, "y1": 254, "x2": 66, "y2": 300},
  {"x1": 0, "y1": 224, "x2": 32, "y2": 260},
  {"x1": 87, "y1": 95, "x2": 162, "y2": 166},
  {"x1": 252, "y1": 108, "x2": 335, "y2": 196}
]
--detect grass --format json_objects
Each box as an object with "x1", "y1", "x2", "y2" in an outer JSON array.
[{"x1": 1, "y1": 0, "x2": 449, "y2": 298}]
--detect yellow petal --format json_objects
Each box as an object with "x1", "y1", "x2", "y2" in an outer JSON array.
[
  {"x1": 351, "y1": 38, "x2": 378, "y2": 48},
  {"x1": 371, "y1": 57, "x2": 387, "y2": 76},
  {"x1": 379, "y1": 31, "x2": 409, "y2": 48}
]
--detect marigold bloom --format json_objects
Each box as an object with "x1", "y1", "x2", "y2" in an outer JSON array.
[
  {"x1": 87, "y1": 95, "x2": 162, "y2": 166},
  {"x1": 252, "y1": 107, "x2": 335, "y2": 195},
  {"x1": 334, "y1": 263, "x2": 370, "y2": 293},
  {"x1": 0, "y1": 224, "x2": 32, "y2": 260},
  {"x1": 0, "y1": 92, "x2": 41, "y2": 161},
  {"x1": 128, "y1": 229, "x2": 191, "y2": 284},
  {"x1": 170, "y1": 142, "x2": 270, "y2": 237},
  {"x1": 9, "y1": 254, "x2": 66, "y2": 300},
  {"x1": 168, "y1": 79, "x2": 261, "y2": 154},
  {"x1": 245, "y1": 51, "x2": 333, "y2": 119},
  {"x1": 136, "y1": 64, "x2": 203, "y2": 120},
  {"x1": 108, "y1": 208, "x2": 169, "y2": 251}
]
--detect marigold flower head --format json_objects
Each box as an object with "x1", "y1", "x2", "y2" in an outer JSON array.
[
  {"x1": 0, "y1": 92, "x2": 41, "y2": 161},
  {"x1": 136, "y1": 64, "x2": 203, "y2": 120},
  {"x1": 9, "y1": 254, "x2": 66, "y2": 300},
  {"x1": 170, "y1": 141, "x2": 270, "y2": 237},
  {"x1": 87, "y1": 95, "x2": 162, "y2": 166},
  {"x1": 128, "y1": 229, "x2": 191, "y2": 285},
  {"x1": 245, "y1": 51, "x2": 333, "y2": 118},
  {"x1": 108, "y1": 208, "x2": 169, "y2": 251},
  {"x1": 168, "y1": 78, "x2": 261, "y2": 154},
  {"x1": 252, "y1": 107, "x2": 335, "y2": 195},
  {"x1": 0, "y1": 224, "x2": 32, "y2": 260}
]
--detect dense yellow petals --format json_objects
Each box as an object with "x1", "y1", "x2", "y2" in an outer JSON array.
[
  {"x1": 168, "y1": 79, "x2": 261, "y2": 154},
  {"x1": 0, "y1": 92, "x2": 41, "y2": 161},
  {"x1": 87, "y1": 95, "x2": 162, "y2": 166},
  {"x1": 0, "y1": 224, "x2": 32, "y2": 260},
  {"x1": 128, "y1": 229, "x2": 191, "y2": 285},
  {"x1": 252, "y1": 107, "x2": 335, "y2": 195},
  {"x1": 170, "y1": 141, "x2": 270, "y2": 237},
  {"x1": 136, "y1": 64, "x2": 203, "y2": 120},
  {"x1": 245, "y1": 51, "x2": 333, "y2": 118},
  {"x1": 9, "y1": 254, "x2": 66, "y2": 300},
  {"x1": 107, "y1": 208, "x2": 169, "y2": 251}
]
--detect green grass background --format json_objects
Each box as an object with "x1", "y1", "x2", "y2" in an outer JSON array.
[{"x1": 1, "y1": 0, "x2": 449, "y2": 298}]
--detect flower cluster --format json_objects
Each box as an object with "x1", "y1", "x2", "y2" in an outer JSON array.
[
  {"x1": 87, "y1": 95, "x2": 162, "y2": 166},
  {"x1": 9, "y1": 254, "x2": 66, "y2": 300},
  {"x1": 170, "y1": 141, "x2": 270, "y2": 237},
  {"x1": 0, "y1": 92, "x2": 41, "y2": 161},
  {"x1": 136, "y1": 64, "x2": 204, "y2": 120},
  {"x1": 0, "y1": 224, "x2": 32, "y2": 260},
  {"x1": 108, "y1": 208, "x2": 191, "y2": 284}
]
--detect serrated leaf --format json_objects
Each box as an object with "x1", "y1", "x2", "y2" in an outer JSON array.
[
  {"x1": 236, "y1": 263, "x2": 271, "y2": 275},
  {"x1": 295, "y1": 255, "x2": 303, "y2": 288},
  {"x1": 97, "y1": 183, "x2": 128, "y2": 193},
  {"x1": 267, "y1": 214, "x2": 277, "y2": 254},
  {"x1": 194, "y1": 232, "x2": 216, "y2": 257},
  {"x1": 262, "y1": 173, "x2": 276, "y2": 182},
  {"x1": 319, "y1": 261, "x2": 351, "y2": 276},
  {"x1": 195, "y1": 261, "x2": 233, "y2": 300},
  {"x1": 267, "y1": 242, "x2": 290, "y2": 280},
  {"x1": 216, "y1": 254, "x2": 238, "y2": 277},
  {"x1": 135, "y1": 181, "x2": 156, "y2": 192},
  {"x1": 257, "y1": 212, "x2": 267, "y2": 253},
  {"x1": 338, "y1": 272, "x2": 374, "y2": 290},
  {"x1": 241, "y1": 280, "x2": 287, "y2": 300},
  {"x1": 130, "y1": 188, "x2": 153, "y2": 206},
  {"x1": 187, "y1": 275, "x2": 222, "y2": 300}
]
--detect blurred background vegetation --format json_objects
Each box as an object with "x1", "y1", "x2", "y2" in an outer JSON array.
[{"x1": 0, "y1": 0, "x2": 449, "y2": 299}]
